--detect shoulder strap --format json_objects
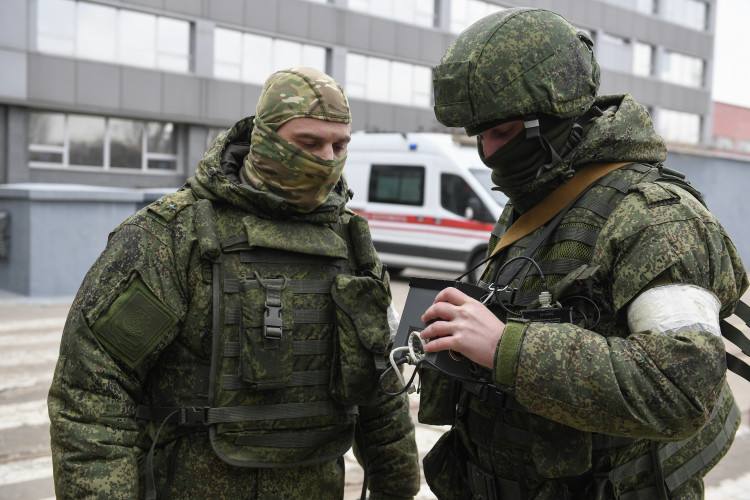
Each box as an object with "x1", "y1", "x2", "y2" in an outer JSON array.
[
  {"x1": 721, "y1": 299, "x2": 750, "y2": 382},
  {"x1": 490, "y1": 162, "x2": 631, "y2": 256},
  {"x1": 484, "y1": 162, "x2": 630, "y2": 279}
]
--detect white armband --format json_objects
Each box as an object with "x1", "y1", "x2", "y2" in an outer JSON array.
[{"x1": 626, "y1": 284, "x2": 721, "y2": 336}]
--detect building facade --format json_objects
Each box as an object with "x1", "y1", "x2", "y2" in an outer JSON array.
[
  {"x1": 0, "y1": 0, "x2": 717, "y2": 189},
  {"x1": 712, "y1": 101, "x2": 750, "y2": 156}
]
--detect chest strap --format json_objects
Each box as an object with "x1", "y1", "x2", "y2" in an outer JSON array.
[{"x1": 137, "y1": 400, "x2": 357, "y2": 427}]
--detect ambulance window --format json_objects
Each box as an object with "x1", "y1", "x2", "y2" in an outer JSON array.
[
  {"x1": 441, "y1": 173, "x2": 493, "y2": 222},
  {"x1": 369, "y1": 165, "x2": 424, "y2": 206}
]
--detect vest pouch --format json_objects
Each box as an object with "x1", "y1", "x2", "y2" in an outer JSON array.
[
  {"x1": 423, "y1": 428, "x2": 471, "y2": 500},
  {"x1": 240, "y1": 274, "x2": 295, "y2": 389},
  {"x1": 417, "y1": 365, "x2": 461, "y2": 425},
  {"x1": 330, "y1": 273, "x2": 389, "y2": 405}
]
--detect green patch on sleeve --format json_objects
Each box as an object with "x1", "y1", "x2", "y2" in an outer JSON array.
[
  {"x1": 494, "y1": 319, "x2": 527, "y2": 388},
  {"x1": 92, "y1": 278, "x2": 178, "y2": 369}
]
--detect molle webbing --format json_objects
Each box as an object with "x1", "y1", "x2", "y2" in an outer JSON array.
[
  {"x1": 492, "y1": 163, "x2": 662, "y2": 306},
  {"x1": 137, "y1": 400, "x2": 357, "y2": 426},
  {"x1": 612, "y1": 390, "x2": 739, "y2": 499}
]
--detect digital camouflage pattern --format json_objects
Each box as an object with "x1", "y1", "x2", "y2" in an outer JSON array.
[
  {"x1": 48, "y1": 114, "x2": 420, "y2": 499},
  {"x1": 243, "y1": 67, "x2": 351, "y2": 213},
  {"x1": 420, "y1": 92, "x2": 748, "y2": 499},
  {"x1": 433, "y1": 8, "x2": 600, "y2": 132}
]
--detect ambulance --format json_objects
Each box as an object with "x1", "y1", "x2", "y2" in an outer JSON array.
[{"x1": 343, "y1": 133, "x2": 507, "y2": 282}]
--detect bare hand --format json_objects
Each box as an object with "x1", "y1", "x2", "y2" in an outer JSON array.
[{"x1": 420, "y1": 287, "x2": 505, "y2": 369}]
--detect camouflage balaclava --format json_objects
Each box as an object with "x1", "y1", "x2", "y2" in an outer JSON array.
[{"x1": 242, "y1": 67, "x2": 351, "y2": 213}]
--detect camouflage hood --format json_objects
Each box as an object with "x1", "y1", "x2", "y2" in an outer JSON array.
[
  {"x1": 565, "y1": 93, "x2": 667, "y2": 168},
  {"x1": 187, "y1": 116, "x2": 350, "y2": 223}
]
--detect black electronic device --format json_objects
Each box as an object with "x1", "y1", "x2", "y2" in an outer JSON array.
[{"x1": 393, "y1": 277, "x2": 487, "y2": 380}]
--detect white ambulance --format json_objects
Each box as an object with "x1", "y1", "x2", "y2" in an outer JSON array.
[{"x1": 343, "y1": 133, "x2": 507, "y2": 282}]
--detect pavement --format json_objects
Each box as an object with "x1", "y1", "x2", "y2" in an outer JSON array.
[{"x1": 1, "y1": 276, "x2": 749, "y2": 500}]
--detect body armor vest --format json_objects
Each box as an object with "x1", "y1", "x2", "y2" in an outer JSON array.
[
  {"x1": 422, "y1": 164, "x2": 741, "y2": 500},
  {"x1": 139, "y1": 198, "x2": 391, "y2": 472}
]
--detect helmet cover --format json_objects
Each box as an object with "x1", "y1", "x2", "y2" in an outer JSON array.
[{"x1": 433, "y1": 8, "x2": 600, "y2": 133}]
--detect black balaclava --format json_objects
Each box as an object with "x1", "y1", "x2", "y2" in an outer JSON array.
[{"x1": 478, "y1": 114, "x2": 582, "y2": 214}]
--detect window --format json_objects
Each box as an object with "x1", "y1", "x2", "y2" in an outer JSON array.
[
  {"x1": 348, "y1": 0, "x2": 435, "y2": 28},
  {"x1": 713, "y1": 136, "x2": 734, "y2": 151},
  {"x1": 738, "y1": 141, "x2": 750, "y2": 154},
  {"x1": 597, "y1": 33, "x2": 631, "y2": 73},
  {"x1": 633, "y1": 42, "x2": 654, "y2": 76},
  {"x1": 214, "y1": 28, "x2": 327, "y2": 84},
  {"x1": 368, "y1": 165, "x2": 424, "y2": 205},
  {"x1": 662, "y1": 0, "x2": 708, "y2": 30},
  {"x1": 346, "y1": 53, "x2": 432, "y2": 107},
  {"x1": 441, "y1": 174, "x2": 494, "y2": 222},
  {"x1": 658, "y1": 109, "x2": 701, "y2": 145},
  {"x1": 29, "y1": 112, "x2": 179, "y2": 171},
  {"x1": 636, "y1": 0, "x2": 656, "y2": 14},
  {"x1": 450, "y1": 0, "x2": 505, "y2": 33},
  {"x1": 36, "y1": 0, "x2": 191, "y2": 72},
  {"x1": 660, "y1": 51, "x2": 704, "y2": 88}
]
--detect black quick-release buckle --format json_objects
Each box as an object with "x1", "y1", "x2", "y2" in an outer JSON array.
[
  {"x1": 179, "y1": 406, "x2": 209, "y2": 426},
  {"x1": 263, "y1": 302, "x2": 283, "y2": 340},
  {"x1": 478, "y1": 384, "x2": 507, "y2": 409}
]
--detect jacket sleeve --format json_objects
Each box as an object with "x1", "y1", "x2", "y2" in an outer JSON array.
[
  {"x1": 48, "y1": 219, "x2": 189, "y2": 499},
  {"x1": 356, "y1": 377, "x2": 421, "y2": 500},
  {"x1": 493, "y1": 183, "x2": 748, "y2": 440}
]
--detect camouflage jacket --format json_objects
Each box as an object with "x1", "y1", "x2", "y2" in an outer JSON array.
[
  {"x1": 419, "y1": 95, "x2": 749, "y2": 499},
  {"x1": 48, "y1": 117, "x2": 420, "y2": 499}
]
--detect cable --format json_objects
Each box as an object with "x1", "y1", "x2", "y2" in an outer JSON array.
[
  {"x1": 379, "y1": 358, "x2": 423, "y2": 396},
  {"x1": 380, "y1": 331, "x2": 426, "y2": 396}
]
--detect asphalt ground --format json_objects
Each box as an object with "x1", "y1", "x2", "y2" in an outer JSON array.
[{"x1": 1, "y1": 272, "x2": 748, "y2": 500}]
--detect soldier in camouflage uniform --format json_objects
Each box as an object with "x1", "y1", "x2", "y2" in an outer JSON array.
[
  {"x1": 416, "y1": 8, "x2": 748, "y2": 500},
  {"x1": 48, "y1": 67, "x2": 420, "y2": 499}
]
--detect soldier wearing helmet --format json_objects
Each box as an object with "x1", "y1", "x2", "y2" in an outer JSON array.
[
  {"x1": 417, "y1": 8, "x2": 748, "y2": 500},
  {"x1": 48, "y1": 67, "x2": 420, "y2": 499}
]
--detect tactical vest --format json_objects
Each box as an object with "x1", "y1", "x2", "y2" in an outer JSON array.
[
  {"x1": 422, "y1": 163, "x2": 741, "y2": 500},
  {"x1": 138, "y1": 199, "x2": 391, "y2": 473}
]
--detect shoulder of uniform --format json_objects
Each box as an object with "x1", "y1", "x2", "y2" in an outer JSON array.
[
  {"x1": 147, "y1": 190, "x2": 197, "y2": 222},
  {"x1": 627, "y1": 180, "x2": 681, "y2": 206}
]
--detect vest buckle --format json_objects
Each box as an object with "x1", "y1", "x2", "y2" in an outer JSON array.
[{"x1": 180, "y1": 406, "x2": 210, "y2": 426}]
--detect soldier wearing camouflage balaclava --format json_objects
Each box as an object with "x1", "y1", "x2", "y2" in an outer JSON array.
[
  {"x1": 48, "y1": 66, "x2": 420, "y2": 499},
  {"x1": 242, "y1": 67, "x2": 351, "y2": 212},
  {"x1": 415, "y1": 7, "x2": 748, "y2": 500}
]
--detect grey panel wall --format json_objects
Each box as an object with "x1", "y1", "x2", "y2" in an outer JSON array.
[{"x1": 0, "y1": 184, "x2": 162, "y2": 297}]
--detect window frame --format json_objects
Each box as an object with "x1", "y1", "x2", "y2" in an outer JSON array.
[
  {"x1": 28, "y1": 112, "x2": 181, "y2": 174},
  {"x1": 368, "y1": 164, "x2": 425, "y2": 206}
]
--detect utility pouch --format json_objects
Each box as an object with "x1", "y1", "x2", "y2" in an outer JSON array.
[
  {"x1": 239, "y1": 274, "x2": 294, "y2": 389},
  {"x1": 423, "y1": 428, "x2": 471, "y2": 500},
  {"x1": 330, "y1": 272, "x2": 389, "y2": 405},
  {"x1": 417, "y1": 365, "x2": 461, "y2": 425}
]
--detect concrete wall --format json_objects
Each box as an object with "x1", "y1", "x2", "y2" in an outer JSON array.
[{"x1": 0, "y1": 183, "x2": 173, "y2": 297}]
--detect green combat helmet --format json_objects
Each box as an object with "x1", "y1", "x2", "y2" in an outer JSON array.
[{"x1": 433, "y1": 7, "x2": 600, "y2": 136}]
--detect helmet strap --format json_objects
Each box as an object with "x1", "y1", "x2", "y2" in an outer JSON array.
[{"x1": 524, "y1": 115, "x2": 563, "y2": 178}]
